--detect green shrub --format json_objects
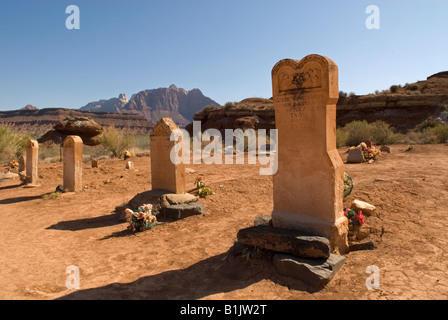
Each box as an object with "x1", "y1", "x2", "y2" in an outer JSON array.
[
  {"x1": 0, "y1": 125, "x2": 30, "y2": 163},
  {"x1": 403, "y1": 128, "x2": 439, "y2": 144},
  {"x1": 224, "y1": 102, "x2": 237, "y2": 109},
  {"x1": 438, "y1": 104, "x2": 448, "y2": 112},
  {"x1": 100, "y1": 126, "x2": 136, "y2": 158},
  {"x1": 416, "y1": 119, "x2": 439, "y2": 132},
  {"x1": 390, "y1": 85, "x2": 399, "y2": 93},
  {"x1": 339, "y1": 91, "x2": 348, "y2": 98},
  {"x1": 371, "y1": 121, "x2": 400, "y2": 145},
  {"x1": 39, "y1": 143, "x2": 61, "y2": 161},
  {"x1": 336, "y1": 128, "x2": 348, "y2": 148},
  {"x1": 342, "y1": 120, "x2": 373, "y2": 146},
  {"x1": 407, "y1": 84, "x2": 419, "y2": 91},
  {"x1": 200, "y1": 104, "x2": 217, "y2": 113},
  {"x1": 434, "y1": 124, "x2": 448, "y2": 143}
]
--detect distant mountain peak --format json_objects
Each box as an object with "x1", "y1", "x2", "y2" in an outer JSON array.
[
  {"x1": 118, "y1": 93, "x2": 128, "y2": 103},
  {"x1": 21, "y1": 104, "x2": 38, "y2": 110},
  {"x1": 79, "y1": 85, "x2": 220, "y2": 127}
]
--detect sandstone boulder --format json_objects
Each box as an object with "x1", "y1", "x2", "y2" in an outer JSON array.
[
  {"x1": 54, "y1": 116, "x2": 103, "y2": 136},
  {"x1": 39, "y1": 116, "x2": 104, "y2": 146},
  {"x1": 351, "y1": 199, "x2": 376, "y2": 216}
]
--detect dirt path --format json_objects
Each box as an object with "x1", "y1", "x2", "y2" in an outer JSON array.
[{"x1": 0, "y1": 144, "x2": 447, "y2": 300}]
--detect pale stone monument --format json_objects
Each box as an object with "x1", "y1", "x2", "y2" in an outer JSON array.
[
  {"x1": 25, "y1": 139, "x2": 39, "y2": 186},
  {"x1": 150, "y1": 118, "x2": 186, "y2": 194},
  {"x1": 271, "y1": 54, "x2": 348, "y2": 253},
  {"x1": 63, "y1": 135, "x2": 83, "y2": 192}
]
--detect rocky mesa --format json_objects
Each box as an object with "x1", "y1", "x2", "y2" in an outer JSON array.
[
  {"x1": 189, "y1": 72, "x2": 448, "y2": 134},
  {"x1": 0, "y1": 108, "x2": 154, "y2": 137}
]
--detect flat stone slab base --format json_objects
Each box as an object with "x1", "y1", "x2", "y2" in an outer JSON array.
[
  {"x1": 237, "y1": 225, "x2": 330, "y2": 259},
  {"x1": 162, "y1": 202, "x2": 207, "y2": 220},
  {"x1": 160, "y1": 193, "x2": 198, "y2": 208},
  {"x1": 273, "y1": 253, "x2": 346, "y2": 290},
  {"x1": 22, "y1": 183, "x2": 41, "y2": 188},
  {"x1": 0, "y1": 172, "x2": 20, "y2": 180}
]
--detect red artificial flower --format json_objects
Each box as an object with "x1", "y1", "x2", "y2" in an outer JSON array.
[{"x1": 354, "y1": 211, "x2": 365, "y2": 225}]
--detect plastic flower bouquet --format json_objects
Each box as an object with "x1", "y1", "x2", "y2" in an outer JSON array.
[
  {"x1": 344, "y1": 207, "x2": 365, "y2": 227},
  {"x1": 125, "y1": 203, "x2": 157, "y2": 232}
]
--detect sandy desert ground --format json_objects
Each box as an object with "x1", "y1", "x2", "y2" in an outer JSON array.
[{"x1": 0, "y1": 144, "x2": 447, "y2": 300}]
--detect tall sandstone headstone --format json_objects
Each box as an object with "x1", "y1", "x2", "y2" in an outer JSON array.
[
  {"x1": 150, "y1": 118, "x2": 186, "y2": 194},
  {"x1": 63, "y1": 135, "x2": 83, "y2": 192},
  {"x1": 25, "y1": 139, "x2": 39, "y2": 185},
  {"x1": 271, "y1": 54, "x2": 348, "y2": 254}
]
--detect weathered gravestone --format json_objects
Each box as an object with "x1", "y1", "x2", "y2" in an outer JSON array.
[
  {"x1": 380, "y1": 145, "x2": 391, "y2": 153},
  {"x1": 347, "y1": 148, "x2": 364, "y2": 163},
  {"x1": 18, "y1": 155, "x2": 26, "y2": 173},
  {"x1": 150, "y1": 118, "x2": 186, "y2": 194},
  {"x1": 271, "y1": 54, "x2": 348, "y2": 253},
  {"x1": 91, "y1": 159, "x2": 99, "y2": 168},
  {"x1": 63, "y1": 135, "x2": 83, "y2": 192},
  {"x1": 25, "y1": 139, "x2": 39, "y2": 186}
]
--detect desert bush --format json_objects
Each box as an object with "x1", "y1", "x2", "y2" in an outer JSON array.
[
  {"x1": 370, "y1": 121, "x2": 400, "y2": 145},
  {"x1": 438, "y1": 103, "x2": 448, "y2": 112},
  {"x1": 200, "y1": 104, "x2": 217, "y2": 113},
  {"x1": 224, "y1": 102, "x2": 237, "y2": 109},
  {"x1": 434, "y1": 124, "x2": 448, "y2": 143},
  {"x1": 83, "y1": 145, "x2": 112, "y2": 159},
  {"x1": 390, "y1": 85, "x2": 399, "y2": 93},
  {"x1": 339, "y1": 91, "x2": 348, "y2": 98},
  {"x1": 402, "y1": 128, "x2": 439, "y2": 144},
  {"x1": 38, "y1": 143, "x2": 61, "y2": 161},
  {"x1": 100, "y1": 126, "x2": 136, "y2": 158},
  {"x1": 341, "y1": 120, "x2": 401, "y2": 146},
  {"x1": 416, "y1": 119, "x2": 439, "y2": 132},
  {"x1": 342, "y1": 120, "x2": 373, "y2": 146},
  {"x1": 406, "y1": 84, "x2": 419, "y2": 91},
  {"x1": 0, "y1": 125, "x2": 31, "y2": 163},
  {"x1": 336, "y1": 128, "x2": 348, "y2": 148}
]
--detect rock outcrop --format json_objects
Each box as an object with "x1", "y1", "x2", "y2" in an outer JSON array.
[
  {"x1": 122, "y1": 85, "x2": 220, "y2": 127},
  {"x1": 39, "y1": 116, "x2": 104, "y2": 146},
  {"x1": 188, "y1": 72, "x2": 448, "y2": 134},
  {"x1": 79, "y1": 85, "x2": 220, "y2": 127},
  {"x1": 20, "y1": 104, "x2": 38, "y2": 111},
  {"x1": 80, "y1": 94, "x2": 128, "y2": 113},
  {"x1": 187, "y1": 98, "x2": 275, "y2": 135}
]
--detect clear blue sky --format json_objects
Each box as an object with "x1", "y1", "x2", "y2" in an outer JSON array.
[{"x1": 0, "y1": 0, "x2": 447, "y2": 110}]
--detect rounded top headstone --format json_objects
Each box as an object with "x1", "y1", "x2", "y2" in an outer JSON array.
[
  {"x1": 152, "y1": 118, "x2": 179, "y2": 136},
  {"x1": 272, "y1": 54, "x2": 339, "y2": 103},
  {"x1": 63, "y1": 135, "x2": 83, "y2": 147},
  {"x1": 26, "y1": 139, "x2": 38, "y2": 148}
]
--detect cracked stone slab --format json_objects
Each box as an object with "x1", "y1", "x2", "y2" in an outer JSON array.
[
  {"x1": 237, "y1": 225, "x2": 330, "y2": 259},
  {"x1": 273, "y1": 253, "x2": 346, "y2": 290}
]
